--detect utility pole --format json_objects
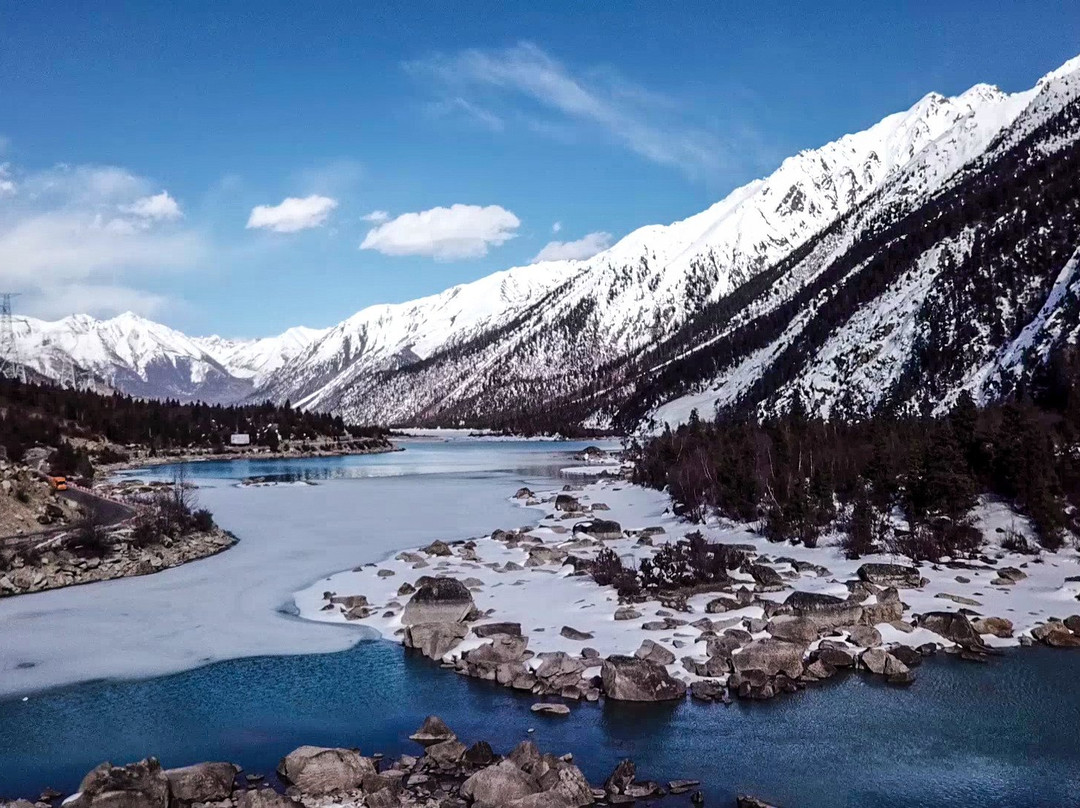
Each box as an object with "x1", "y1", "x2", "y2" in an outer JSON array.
[{"x1": 0, "y1": 292, "x2": 25, "y2": 383}]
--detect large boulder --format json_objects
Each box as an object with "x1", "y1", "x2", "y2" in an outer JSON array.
[
  {"x1": 731, "y1": 639, "x2": 806, "y2": 678},
  {"x1": 572, "y1": 520, "x2": 622, "y2": 540},
  {"x1": 402, "y1": 577, "x2": 475, "y2": 626},
  {"x1": 916, "y1": 612, "x2": 983, "y2": 647},
  {"x1": 74, "y1": 758, "x2": 169, "y2": 808},
  {"x1": 276, "y1": 746, "x2": 376, "y2": 795},
  {"x1": 538, "y1": 761, "x2": 594, "y2": 807},
  {"x1": 164, "y1": 762, "x2": 239, "y2": 804},
  {"x1": 465, "y1": 634, "x2": 529, "y2": 667},
  {"x1": 404, "y1": 621, "x2": 468, "y2": 659},
  {"x1": 634, "y1": 639, "x2": 676, "y2": 666},
  {"x1": 601, "y1": 656, "x2": 686, "y2": 702},
  {"x1": 857, "y1": 563, "x2": 923, "y2": 589},
  {"x1": 784, "y1": 591, "x2": 862, "y2": 630},
  {"x1": 554, "y1": 495, "x2": 581, "y2": 513},
  {"x1": 765, "y1": 617, "x2": 820, "y2": 644},
  {"x1": 461, "y1": 761, "x2": 540, "y2": 805}
]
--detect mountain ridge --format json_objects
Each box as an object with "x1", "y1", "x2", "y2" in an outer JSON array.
[{"x1": 12, "y1": 54, "x2": 1080, "y2": 430}]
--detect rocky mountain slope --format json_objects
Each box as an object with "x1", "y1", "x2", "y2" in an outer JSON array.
[{"x1": 15, "y1": 55, "x2": 1080, "y2": 430}]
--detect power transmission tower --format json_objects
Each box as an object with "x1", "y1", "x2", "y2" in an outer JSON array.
[{"x1": 0, "y1": 292, "x2": 26, "y2": 383}]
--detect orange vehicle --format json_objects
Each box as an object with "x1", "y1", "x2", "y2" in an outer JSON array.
[{"x1": 48, "y1": 476, "x2": 68, "y2": 492}]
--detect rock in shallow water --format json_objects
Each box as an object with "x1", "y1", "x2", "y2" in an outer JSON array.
[{"x1": 601, "y1": 656, "x2": 687, "y2": 701}]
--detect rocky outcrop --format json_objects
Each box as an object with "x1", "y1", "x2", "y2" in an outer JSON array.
[
  {"x1": 70, "y1": 758, "x2": 169, "y2": 808},
  {"x1": 404, "y1": 621, "x2": 468, "y2": 659},
  {"x1": 601, "y1": 655, "x2": 687, "y2": 701},
  {"x1": 732, "y1": 639, "x2": 805, "y2": 678},
  {"x1": 44, "y1": 723, "x2": 682, "y2": 808}
]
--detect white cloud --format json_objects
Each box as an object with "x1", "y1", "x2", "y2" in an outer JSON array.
[
  {"x1": 362, "y1": 210, "x2": 390, "y2": 223},
  {"x1": 407, "y1": 42, "x2": 732, "y2": 178},
  {"x1": 121, "y1": 191, "x2": 182, "y2": 222},
  {"x1": 246, "y1": 195, "x2": 338, "y2": 233},
  {"x1": 552, "y1": 221, "x2": 562, "y2": 233},
  {"x1": 532, "y1": 231, "x2": 612, "y2": 263},
  {"x1": 0, "y1": 162, "x2": 204, "y2": 319},
  {"x1": 0, "y1": 163, "x2": 15, "y2": 196},
  {"x1": 360, "y1": 204, "x2": 520, "y2": 260}
]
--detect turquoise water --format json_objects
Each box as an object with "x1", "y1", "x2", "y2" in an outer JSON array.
[{"x1": 2, "y1": 442, "x2": 1079, "y2": 805}]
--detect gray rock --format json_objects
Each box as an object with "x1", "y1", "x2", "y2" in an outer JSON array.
[
  {"x1": 554, "y1": 495, "x2": 581, "y2": 513},
  {"x1": 614, "y1": 607, "x2": 641, "y2": 621},
  {"x1": 425, "y1": 739, "x2": 467, "y2": 764},
  {"x1": 409, "y1": 715, "x2": 456, "y2": 746},
  {"x1": 538, "y1": 761, "x2": 594, "y2": 807},
  {"x1": 689, "y1": 679, "x2": 725, "y2": 701},
  {"x1": 560, "y1": 626, "x2": 594, "y2": 641},
  {"x1": 401, "y1": 577, "x2": 475, "y2": 626},
  {"x1": 765, "y1": 617, "x2": 819, "y2": 644},
  {"x1": 461, "y1": 761, "x2": 540, "y2": 805},
  {"x1": 784, "y1": 591, "x2": 863, "y2": 629},
  {"x1": 572, "y1": 520, "x2": 622, "y2": 540},
  {"x1": 857, "y1": 563, "x2": 922, "y2": 588},
  {"x1": 917, "y1": 611, "x2": 983, "y2": 647},
  {"x1": 601, "y1": 656, "x2": 686, "y2": 701},
  {"x1": 276, "y1": 746, "x2": 375, "y2": 795},
  {"x1": 634, "y1": 639, "x2": 676, "y2": 666},
  {"x1": 164, "y1": 762, "x2": 238, "y2": 804},
  {"x1": 404, "y1": 621, "x2": 468, "y2": 659},
  {"x1": 846, "y1": 625, "x2": 882, "y2": 648},
  {"x1": 731, "y1": 639, "x2": 806, "y2": 678},
  {"x1": 236, "y1": 790, "x2": 304, "y2": 808},
  {"x1": 74, "y1": 758, "x2": 169, "y2": 808},
  {"x1": 531, "y1": 703, "x2": 571, "y2": 716},
  {"x1": 747, "y1": 564, "x2": 784, "y2": 588}
]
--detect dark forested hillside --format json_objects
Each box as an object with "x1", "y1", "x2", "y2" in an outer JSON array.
[
  {"x1": 0, "y1": 378, "x2": 385, "y2": 469},
  {"x1": 631, "y1": 352, "x2": 1080, "y2": 560}
]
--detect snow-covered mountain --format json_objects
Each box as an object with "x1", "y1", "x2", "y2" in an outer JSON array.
[
  {"x1": 252, "y1": 57, "x2": 1080, "y2": 429},
  {"x1": 11, "y1": 313, "x2": 323, "y2": 403},
  {"x1": 17, "y1": 55, "x2": 1080, "y2": 432}
]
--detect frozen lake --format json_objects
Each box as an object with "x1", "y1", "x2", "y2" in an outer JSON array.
[{"x1": 0, "y1": 437, "x2": 618, "y2": 697}]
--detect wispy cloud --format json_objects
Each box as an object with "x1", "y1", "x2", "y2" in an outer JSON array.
[
  {"x1": 360, "y1": 204, "x2": 520, "y2": 261},
  {"x1": 533, "y1": 231, "x2": 612, "y2": 263},
  {"x1": 362, "y1": 210, "x2": 390, "y2": 223},
  {"x1": 427, "y1": 97, "x2": 505, "y2": 132},
  {"x1": 406, "y1": 42, "x2": 739, "y2": 179}
]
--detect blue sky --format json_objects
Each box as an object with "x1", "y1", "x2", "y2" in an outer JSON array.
[{"x1": 1, "y1": 1, "x2": 1078, "y2": 337}]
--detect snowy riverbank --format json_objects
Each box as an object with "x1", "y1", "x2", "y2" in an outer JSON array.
[{"x1": 295, "y1": 475, "x2": 1080, "y2": 701}]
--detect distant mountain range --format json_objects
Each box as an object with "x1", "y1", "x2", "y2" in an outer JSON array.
[{"x1": 14, "y1": 55, "x2": 1080, "y2": 430}]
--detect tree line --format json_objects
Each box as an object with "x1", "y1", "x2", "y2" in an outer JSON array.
[
  {"x1": 0, "y1": 378, "x2": 387, "y2": 474},
  {"x1": 630, "y1": 361, "x2": 1080, "y2": 560}
]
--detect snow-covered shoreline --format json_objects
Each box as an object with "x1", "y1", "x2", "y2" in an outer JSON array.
[{"x1": 295, "y1": 474, "x2": 1080, "y2": 701}]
